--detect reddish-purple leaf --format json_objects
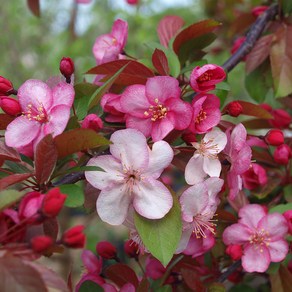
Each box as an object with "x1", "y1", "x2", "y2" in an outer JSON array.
[
  {"x1": 157, "y1": 15, "x2": 185, "y2": 47},
  {"x1": 270, "y1": 265, "x2": 292, "y2": 292},
  {"x1": 242, "y1": 119, "x2": 271, "y2": 129},
  {"x1": 246, "y1": 34, "x2": 274, "y2": 73},
  {"x1": 181, "y1": 268, "x2": 205, "y2": 292},
  {"x1": 137, "y1": 278, "x2": 150, "y2": 292},
  {"x1": 54, "y1": 129, "x2": 110, "y2": 158},
  {"x1": 0, "y1": 114, "x2": 14, "y2": 130},
  {"x1": 0, "y1": 141, "x2": 21, "y2": 162},
  {"x1": 0, "y1": 256, "x2": 47, "y2": 292},
  {"x1": 34, "y1": 134, "x2": 58, "y2": 185},
  {"x1": 173, "y1": 19, "x2": 221, "y2": 55},
  {"x1": 105, "y1": 263, "x2": 139, "y2": 288},
  {"x1": 0, "y1": 173, "x2": 32, "y2": 191},
  {"x1": 86, "y1": 60, "x2": 154, "y2": 86},
  {"x1": 152, "y1": 49, "x2": 170, "y2": 76},
  {"x1": 27, "y1": 0, "x2": 40, "y2": 17},
  {"x1": 229, "y1": 12, "x2": 256, "y2": 35},
  {"x1": 216, "y1": 209, "x2": 237, "y2": 223}
]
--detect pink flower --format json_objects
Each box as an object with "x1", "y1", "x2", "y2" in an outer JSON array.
[
  {"x1": 101, "y1": 93, "x2": 126, "y2": 123},
  {"x1": 242, "y1": 163, "x2": 267, "y2": 190},
  {"x1": 224, "y1": 124, "x2": 252, "y2": 200},
  {"x1": 223, "y1": 204, "x2": 289, "y2": 273},
  {"x1": 283, "y1": 211, "x2": 292, "y2": 234},
  {"x1": 252, "y1": 6, "x2": 268, "y2": 17},
  {"x1": 120, "y1": 76, "x2": 192, "y2": 141},
  {"x1": 190, "y1": 64, "x2": 226, "y2": 93},
  {"x1": 231, "y1": 37, "x2": 246, "y2": 56},
  {"x1": 127, "y1": 0, "x2": 139, "y2": 5},
  {"x1": 188, "y1": 94, "x2": 221, "y2": 134},
  {"x1": 5, "y1": 79, "x2": 74, "y2": 155},
  {"x1": 177, "y1": 177, "x2": 223, "y2": 252},
  {"x1": 274, "y1": 144, "x2": 292, "y2": 165},
  {"x1": 85, "y1": 128, "x2": 174, "y2": 225},
  {"x1": 81, "y1": 114, "x2": 103, "y2": 132},
  {"x1": 93, "y1": 19, "x2": 128, "y2": 65},
  {"x1": 185, "y1": 128, "x2": 227, "y2": 185}
]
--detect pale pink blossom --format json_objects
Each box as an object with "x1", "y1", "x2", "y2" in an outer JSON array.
[
  {"x1": 93, "y1": 19, "x2": 128, "y2": 65},
  {"x1": 188, "y1": 94, "x2": 221, "y2": 134},
  {"x1": 177, "y1": 177, "x2": 223, "y2": 253},
  {"x1": 223, "y1": 204, "x2": 289, "y2": 273},
  {"x1": 85, "y1": 129, "x2": 174, "y2": 225},
  {"x1": 224, "y1": 123, "x2": 252, "y2": 200},
  {"x1": 190, "y1": 64, "x2": 226, "y2": 93},
  {"x1": 5, "y1": 80, "x2": 74, "y2": 156},
  {"x1": 120, "y1": 76, "x2": 192, "y2": 141},
  {"x1": 185, "y1": 128, "x2": 227, "y2": 185}
]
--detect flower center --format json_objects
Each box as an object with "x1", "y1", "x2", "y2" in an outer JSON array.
[
  {"x1": 197, "y1": 139, "x2": 219, "y2": 159},
  {"x1": 249, "y1": 228, "x2": 271, "y2": 252},
  {"x1": 195, "y1": 109, "x2": 207, "y2": 124},
  {"x1": 144, "y1": 98, "x2": 168, "y2": 122},
  {"x1": 122, "y1": 167, "x2": 142, "y2": 194},
  {"x1": 192, "y1": 213, "x2": 217, "y2": 238},
  {"x1": 198, "y1": 72, "x2": 213, "y2": 83},
  {"x1": 23, "y1": 103, "x2": 49, "y2": 123}
]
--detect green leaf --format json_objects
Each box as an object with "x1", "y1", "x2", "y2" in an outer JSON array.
[
  {"x1": 229, "y1": 284, "x2": 256, "y2": 292},
  {"x1": 208, "y1": 283, "x2": 226, "y2": 292},
  {"x1": 0, "y1": 190, "x2": 25, "y2": 211},
  {"x1": 282, "y1": 0, "x2": 292, "y2": 14},
  {"x1": 60, "y1": 184, "x2": 85, "y2": 208},
  {"x1": 134, "y1": 192, "x2": 182, "y2": 266},
  {"x1": 75, "y1": 97, "x2": 90, "y2": 120},
  {"x1": 79, "y1": 281, "x2": 103, "y2": 292},
  {"x1": 269, "y1": 203, "x2": 292, "y2": 214}
]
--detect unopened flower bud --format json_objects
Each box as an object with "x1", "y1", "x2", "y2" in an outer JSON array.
[
  {"x1": 242, "y1": 163, "x2": 267, "y2": 190},
  {"x1": 264, "y1": 129, "x2": 284, "y2": 146},
  {"x1": 226, "y1": 101, "x2": 243, "y2": 117},
  {"x1": 127, "y1": 0, "x2": 139, "y2": 4},
  {"x1": 124, "y1": 240, "x2": 139, "y2": 258},
  {"x1": 96, "y1": 241, "x2": 117, "y2": 259},
  {"x1": 252, "y1": 6, "x2": 268, "y2": 17},
  {"x1": 0, "y1": 97, "x2": 21, "y2": 116},
  {"x1": 226, "y1": 244, "x2": 243, "y2": 260},
  {"x1": 81, "y1": 114, "x2": 103, "y2": 132},
  {"x1": 283, "y1": 210, "x2": 292, "y2": 235},
  {"x1": 270, "y1": 109, "x2": 291, "y2": 128},
  {"x1": 60, "y1": 57, "x2": 75, "y2": 80},
  {"x1": 273, "y1": 144, "x2": 292, "y2": 165},
  {"x1": 41, "y1": 188, "x2": 67, "y2": 218},
  {"x1": 31, "y1": 235, "x2": 53, "y2": 253},
  {"x1": 62, "y1": 225, "x2": 86, "y2": 248},
  {"x1": 0, "y1": 76, "x2": 14, "y2": 95}
]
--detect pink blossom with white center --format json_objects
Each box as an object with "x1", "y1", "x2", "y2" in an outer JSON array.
[
  {"x1": 177, "y1": 177, "x2": 223, "y2": 253},
  {"x1": 224, "y1": 123, "x2": 252, "y2": 200},
  {"x1": 185, "y1": 128, "x2": 227, "y2": 185},
  {"x1": 188, "y1": 93, "x2": 221, "y2": 134},
  {"x1": 5, "y1": 79, "x2": 74, "y2": 156},
  {"x1": 85, "y1": 128, "x2": 174, "y2": 225},
  {"x1": 223, "y1": 204, "x2": 289, "y2": 273},
  {"x1": 92, "y1": 19, "x2": 128, "y2": 65},
  {"x1": 120, "y1": 76, "x2": 193, "y2": 142}
]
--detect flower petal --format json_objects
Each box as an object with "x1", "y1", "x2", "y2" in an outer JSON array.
[
  {"x1": 268, "y1": 240, "x2": 289, "y2": 262},
  {"x1": 230, "y1": 123, "x2": 247, "y2": 153},
  {"x1": 146, "y1": 76, "x2": 180, "y2": 104},
  {"x1": 110, "y1": 129, "x2": 149, "y2": 170},
  {"x1": 242, "y1": 245, "x2": 270, "y2": 273},
  {"x1": 144, "y1": 141, "x2": 174, "y2": 179},
  {"x1": 176, "y1": 228, "x2": 193, "y2": 253},
  {"x1": 5, "y1": 116, "x2": 40, "y2": 148},
  {"x1": 185, "y1": 155, "x2": 206, "y2": 185},
  {"x1": 85, "y1": 155, "x2": 123, "y2": 190},
  {"x1": 203, "y1": 128, "x2": 227, "y2": 153},
  {"x1": 222, "y1": 223, "x2": 252, "y2": 245},
  {"x1": 203, "y1": 157, "x2": 222, "y2": 177},
  {"x1": 238, "y1": 204, "x2": 267, "y2": 230},
  {"x1": 52, "y1": 82, "x2": 75, "y2": 107},
  {"x1": 111, "y1": 19, "x2": 128, "y2": 49},
  {"x1": 133, "y1": 178, "x2": 173, "y2": 219},
  {"x1": 96, "y1": 184, "x2": 131, "y2": 225},
  {"x1": 151, "y1": 118, "x2": 174, "y2": 142},
  {"x1": 125, "y1": 116, "x2": 152, "y2": 138}
]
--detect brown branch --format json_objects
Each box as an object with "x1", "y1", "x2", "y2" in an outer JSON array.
[
  {"x1": 222, "y1": 3, "x2": 278, "y2": 72},
  {"x1": 217, "y1": 260, "x2": 241, "y2": 283}
]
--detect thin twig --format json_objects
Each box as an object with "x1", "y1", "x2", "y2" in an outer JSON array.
[
  {"x1": 217, "y1": 260, "x2": 241, "y2": 283},
  {"x1": 222, "y1": 4, "x2": 278, "y2": 72}
]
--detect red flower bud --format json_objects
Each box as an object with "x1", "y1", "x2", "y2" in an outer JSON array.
[
  {"x1": 124, "y1": 240, "x2": 139, "y2": 258},
  {"x1": 252, "y1": 6, "x2": 268, "y2": 17},
  {"x1": 264, "y1": 129, "x2": 284, "y2": 146},
  {"x1": 231, "y1": 37, "x2": 247, "y2": 60},
  {"x1": 81, "y1": 114, "x2": 103, "y2": 132},
  {"x1": 41, "y1": 188, "x2": 66, "y2": 218},
  {"x1": 260, "y1": 103, "x2": 272, "y2": 112},
  {"x1": 62, "y1": 225, "x2": 86, "y2": 248},
  {"x1": 127, "y1": 0, "x2": 139, "y2": 4},
  {"x1": 226, "y1": 244, "x2": 243, "y2": 260},
  {"x1": 274, "y1": 144, "x2": 292, "y2": 165},
  {"x1": 242, "y1": 163, "x2": 267, "y2": 190},
  {"x1": 270, "y1": 109, "x2": 291, "y2": 129},
  {"x1": 0, "y1": 76, "x2": 14, "y2": 95},
  {"x1": 31, "y1": 235, "x2": 53, "y2": 253},
  {"x1": 226, "y1": 101, "x2": 243, "y2": 117},
  {"x1": 60, "y1": 57, "x2": 75, "y2": 79},
  {"x1": 96, "y1": 241, "x2": 117, "y2": 259},
  {"x1": 0, "y1": 97, "x2": 21, "y2": 116},
  {"x1": 283, "y1": 210, "x2": 292, "y2": 235}
]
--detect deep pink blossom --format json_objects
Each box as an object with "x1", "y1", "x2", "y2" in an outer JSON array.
[
  {"x1": 223, "y1": 204, "x2": 289, "y2": 273},
  {"x1": 242, "y1": 163, "x2": 267, "y2": 190},
  {"x1": 190, "y1": 64, "x2": 226, "y2": 93},
  {"x1": 101, "y1": 93, "x2": 126, "y2": 123},
  {"x1": 224, "y1": 123, "x2": 252, "y2": 200},
  {"x1": 81, "y1": 114, "x2": 103, "y2": 132},
  {"x1": 274, "y1": 144, "x2": 292, "y2": 165},
  {"x1": 5, "y1": 79, "x2": 74, "y2": 155},
  {"x1": 93, "y1": 19, "x2": 128, "y2": 65},
  {"x1": 85, "y1": 129, "x2": 174, "y2": 225},
  {"x1": 188, "y1": 94, "x2": 221, "y2": 134},
  {"x1": 120, "y1": 76, "x2": 192, "y2": 141},
  {"x1": 231, "y1": 37, "x2": 246, "y2": 57},
  {"x1": 283, "y1": 211, "x2": 292, "y2": 234}
]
